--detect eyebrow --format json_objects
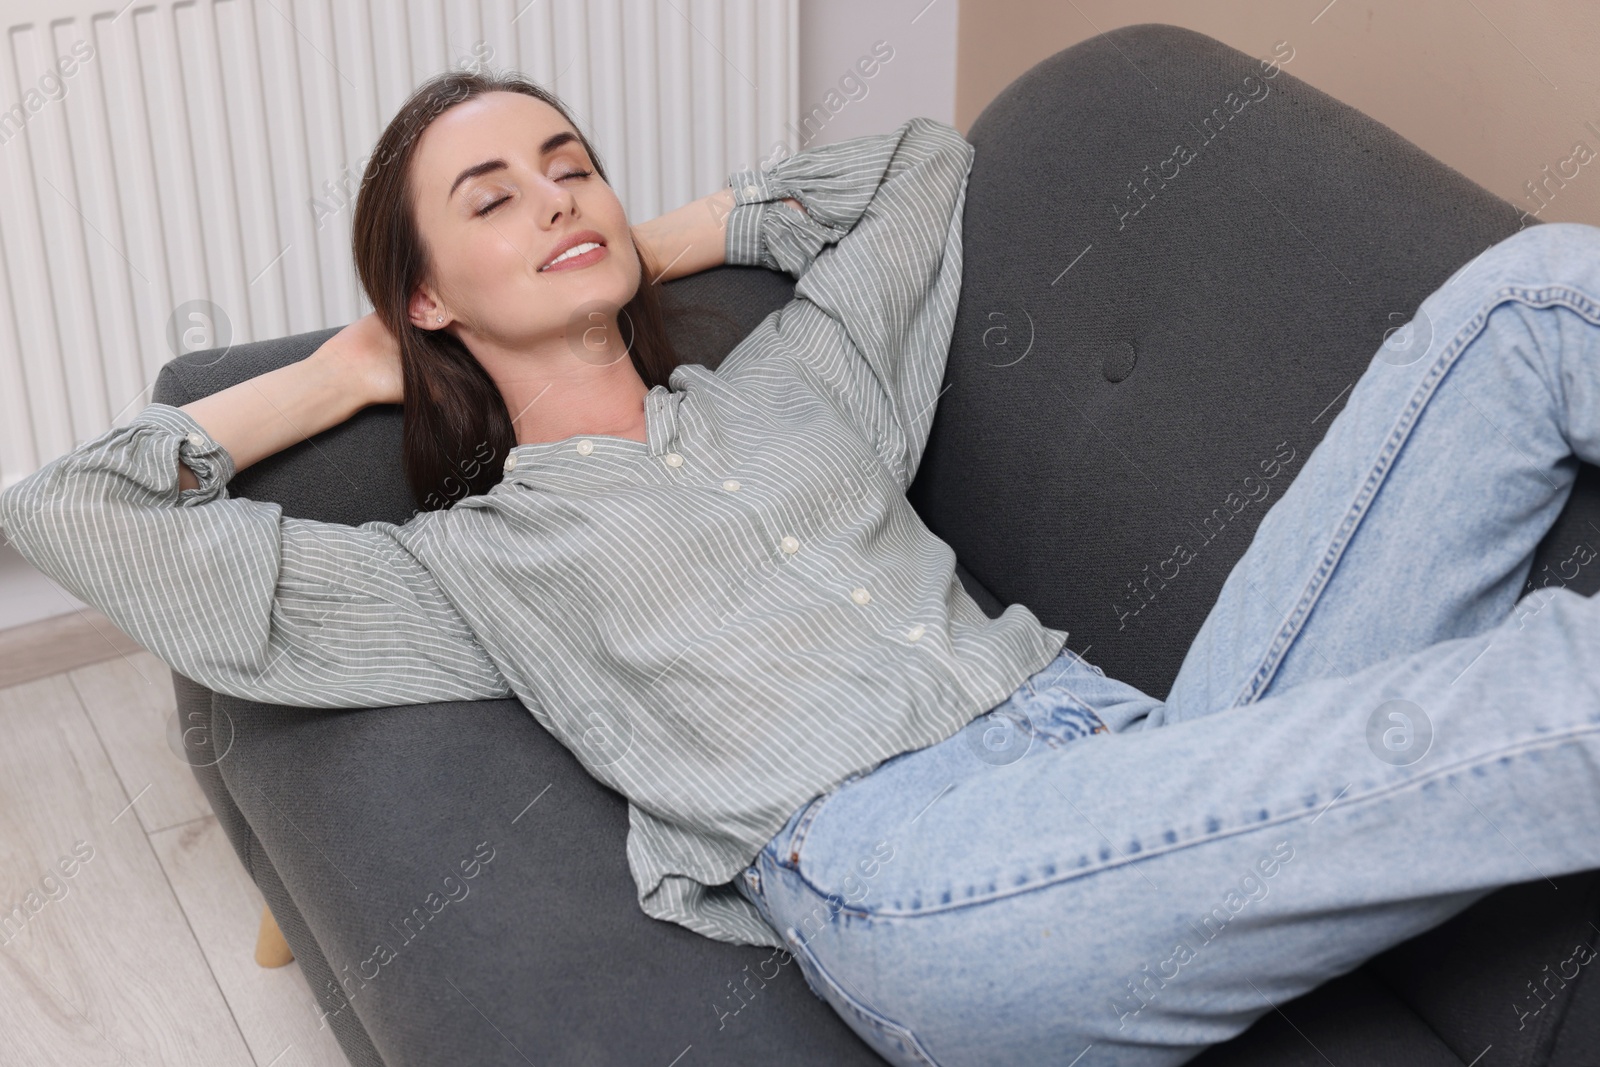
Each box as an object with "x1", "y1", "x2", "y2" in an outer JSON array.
[{"x1": 447, "y1": 130, "x2": 582, "y2": 202}]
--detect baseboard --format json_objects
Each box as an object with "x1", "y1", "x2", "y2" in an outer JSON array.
[{"x1": 0, "y1": 609, "x2": 145, "y2": 690}]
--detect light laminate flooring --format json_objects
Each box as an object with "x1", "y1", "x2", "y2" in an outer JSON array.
[{"x1": 0, "y1": 625, "x2": 349, "y2": 1067}]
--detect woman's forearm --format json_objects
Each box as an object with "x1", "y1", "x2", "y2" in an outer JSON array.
[
  {"x1": 631, "y1": 187, "x2": 735, "y2": 285},
  {"x1": 177, "y1": 350, "x2": 367, "y2": 490},
  {"x1": 632, "y1": 186, "x2": 804, "y2": 285}
]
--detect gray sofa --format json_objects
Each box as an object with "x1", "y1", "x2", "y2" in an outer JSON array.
[{"x1": 154, "y1": 24, "x2": 1600, "y2": 1066}]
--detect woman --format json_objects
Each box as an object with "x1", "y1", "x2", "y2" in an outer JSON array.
[{"x1": 3, "y1": 68, "x2": 1599, "y2": 1066}]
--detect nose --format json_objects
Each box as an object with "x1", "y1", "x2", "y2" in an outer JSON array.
[{"x1": 536, "y1": 175, "x2": 578, "y2": 228}]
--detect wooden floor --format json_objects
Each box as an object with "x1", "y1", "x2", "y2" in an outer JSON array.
[{"x1": 0, "y1": 613, "x2": 349, "y2": 1066}]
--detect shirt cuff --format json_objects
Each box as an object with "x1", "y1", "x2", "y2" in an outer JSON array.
[
  {"x1": 723, "y1": 166, "x2": 781, "y2": 270},
  {"x1": 131, "y1": 403, "x2": 238, "y2": 503}
]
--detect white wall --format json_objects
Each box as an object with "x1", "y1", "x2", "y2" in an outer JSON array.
[
  {"x1": 793, "y1": 0, "x2": 957, "y2": 151},
  {"x1": 0, "y1": 542, "x2": 87, "y2": 631}
]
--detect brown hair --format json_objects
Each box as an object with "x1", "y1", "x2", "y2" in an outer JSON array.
[{"x1": 351, "y1": 68, "x2": 682, "y2": 511}]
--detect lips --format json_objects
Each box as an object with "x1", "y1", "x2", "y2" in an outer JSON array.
[{"x1": 538, "y1": 230, "x2": 608, "y2": 272}]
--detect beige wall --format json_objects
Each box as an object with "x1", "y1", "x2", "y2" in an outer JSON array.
[{"x1": 956, "y1": 1, "x2": 1600, "y2": 225}]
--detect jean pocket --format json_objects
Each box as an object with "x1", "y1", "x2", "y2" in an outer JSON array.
[
  {"x1": 1025, "y1": 686, "x2": 1110, "y2": 748},
  {"x1": 782, "y1": 924, "x2": 943, "y2": 1067},
  {"x1": 776, "y1": 788, "x2": 836, "y2": 872}
]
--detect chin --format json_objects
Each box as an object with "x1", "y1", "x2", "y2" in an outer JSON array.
[{"x1": 591, "y1": 259, "x2": 643, "y2": 308}]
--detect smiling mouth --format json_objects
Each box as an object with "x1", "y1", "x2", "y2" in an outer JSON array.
[{"x1": 539, "y1": 241, "x2": 607, "y2": 272}]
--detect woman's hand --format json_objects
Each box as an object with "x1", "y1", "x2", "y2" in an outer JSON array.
[
  {"x1": 312, "y1": 312, "x2": 404, "y2": 407},
  {"x1": 175, "y1": 319, "x2": 383, "y2": 490}
]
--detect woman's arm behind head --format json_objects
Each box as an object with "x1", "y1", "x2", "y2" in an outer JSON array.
[
  {"x1": 175, "y1": 314, "x2": 400, "y2": 490},
  {"x1": 0, "y1": 401, "x2": 511, "y2": 709}
]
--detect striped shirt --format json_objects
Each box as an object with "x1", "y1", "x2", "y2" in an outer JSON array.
[{"x1": 0, "y1": 117, "x2": 1068, "y2": 949}]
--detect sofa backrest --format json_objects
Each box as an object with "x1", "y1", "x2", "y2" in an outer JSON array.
[{"x1": 913, "y1": 23, "x2": 1600, "y2": 700}]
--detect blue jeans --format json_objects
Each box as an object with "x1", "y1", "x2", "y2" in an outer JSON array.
[{"x1": 732, "y1": 222, "x2": 1600, "y2": 1066}]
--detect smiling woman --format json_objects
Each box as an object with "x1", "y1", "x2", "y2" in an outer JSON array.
[
  {"x1": 155, "y1": 71, "x2": 700, "y2": 507},
  {"x1": 162, "y1": 69, "x2": 804, "y2": 509},
  {"x1": 349, "y1": 72, "x2": 687, "y2": 506}
]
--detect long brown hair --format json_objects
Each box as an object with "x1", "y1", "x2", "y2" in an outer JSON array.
[{"x1": 352, "y1": 69, "x2": 682, "y2": 511}]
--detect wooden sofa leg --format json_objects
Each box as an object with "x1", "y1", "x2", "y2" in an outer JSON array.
[{"x1": 255, "y1": 903, "x2": 294, "y2": 968}]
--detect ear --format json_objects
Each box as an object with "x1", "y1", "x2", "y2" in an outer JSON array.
[{"x1": 406, "y1": 285, "x2": 446, "y2": 330}]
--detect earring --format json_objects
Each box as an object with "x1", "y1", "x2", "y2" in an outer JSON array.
[{"x1": 436, "y1": 314, "x2": 443, "y2": 323}]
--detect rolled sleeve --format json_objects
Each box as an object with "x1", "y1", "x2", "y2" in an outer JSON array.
[
  {"x1": 717, "y1": 118, "x2": 975, "y2": 491},
  {"x1": 0, "y1": 402, "x2": 511, "y2": 709},
  {"x1": 723, "y1": 169, "x2": 775, "y2": 269},
  {"x1": 723, "y1": 161, "x2": 853, "y2": 277},
  {"x1": 127, "y1": 402, "x2": 239, "y2": 503}
]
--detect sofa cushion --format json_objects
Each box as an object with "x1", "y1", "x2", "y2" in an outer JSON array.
[
  {"x1": 1366, "y1": 868, "x2": 1600, "y2": 1064},
  {"x1": 208, "y1": 690, "x2": 888, "y2": 1066},
  {"x1": 1189, "y1": 967, "x2": 1467, "y2": 1066}
]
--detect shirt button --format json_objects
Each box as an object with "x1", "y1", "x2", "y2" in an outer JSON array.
[
  {"x1": 185, "y1": 432, "x2": 204, "y2": 447},
  {"x1": 663, "y1": 452, "x2": 684, "y2": 468},
  {"x1": 850, "y1": 587, "x2": 871, "y2": 605},
  {"x1": 780, "y1": 535, "x2": 799, "y2": 554},
  {"x1": 504, "y1": 454, "x2": 518, "y2": 472},
  {"x1": 906, "y1": 624, "x2": 926, "y2": 642},
  {"x1": 576, "y1": 439, "x2": 595, "y2": 456},
  {"x1": 722, "y1": 479, "x2": 741, "y2": 492},
  {"x1": 743, "y1": 183, "x2": 759, "y2": 197}
]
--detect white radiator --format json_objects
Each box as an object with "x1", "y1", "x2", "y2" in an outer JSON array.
[{"x1": 0, "y1": 0, "x2": 797, "y2": 489}]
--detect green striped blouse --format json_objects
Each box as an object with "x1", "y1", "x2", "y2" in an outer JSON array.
[{"x1": 0, "y1": 117, "x2": 1069, "y2": 949}]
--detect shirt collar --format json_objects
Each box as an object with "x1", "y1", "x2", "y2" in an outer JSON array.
[{"x1": 500, "y1": 381, "x2": 682, "y2": 473}]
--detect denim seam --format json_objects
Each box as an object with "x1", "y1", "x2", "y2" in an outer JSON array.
[
  {"x1": 781, "y1": 789, "x2": 834, "y2": 871},
  {"x1": 782, "y1": 925, "x2": 946, "y2": 1066},
  {"x1": 1229, "y1": 283, "x2": 1600, "y2": 710},
  {"x1": 834, "y1": 720, "x2": 1600, "y2": 921}
]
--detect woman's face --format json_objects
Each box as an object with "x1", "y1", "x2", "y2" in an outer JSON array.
[{"x1": 406, "y1": 91, "x2": 639, "y2": 352}]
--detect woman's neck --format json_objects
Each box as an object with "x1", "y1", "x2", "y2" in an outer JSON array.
[
  {"x1": 502, "y1": 369, "x2": 650, "y2": 445},
  {"x1": 469, "y1": 329, "x2": 652, "y2": 446}
]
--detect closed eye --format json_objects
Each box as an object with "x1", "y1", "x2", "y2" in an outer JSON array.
[{"x1": 475, "y1": 170, "x2": 593, "y2": 217}]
